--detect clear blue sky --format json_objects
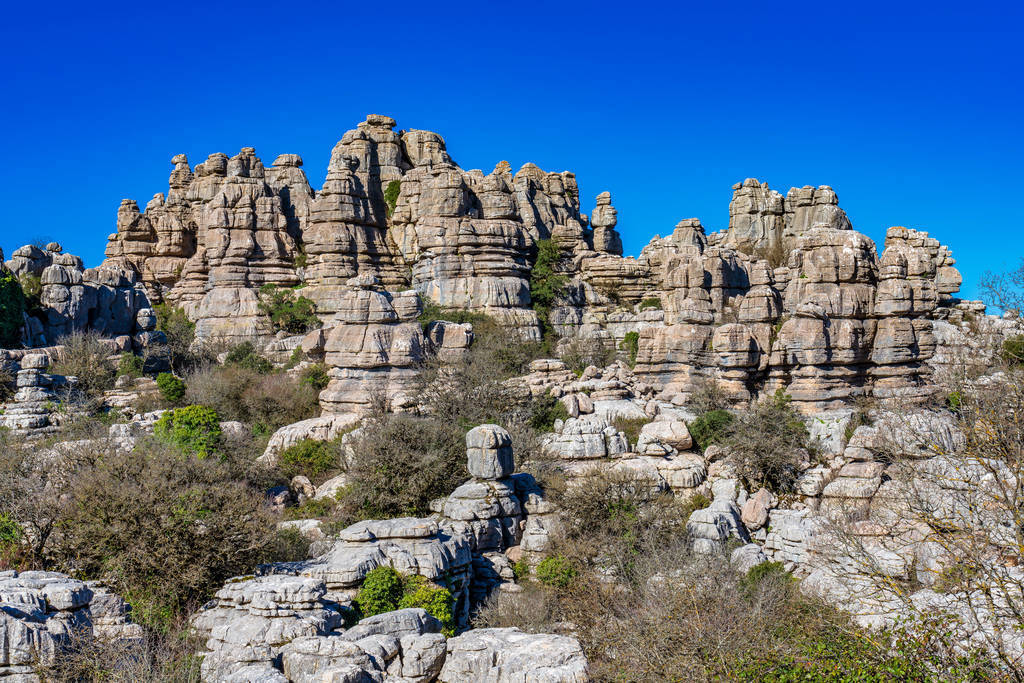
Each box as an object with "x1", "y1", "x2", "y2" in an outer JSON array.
[{"x1": 1, "y1": 2, "x2": 1021, "y2": 302}]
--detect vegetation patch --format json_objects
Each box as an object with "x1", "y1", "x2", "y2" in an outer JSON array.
[
  {"x1": 154, "y1": 405, "x2": 222, "y2": 457},
  {"x1": 258, "y1": 284, "x2": 320, "y2": 335},
  {"x1": 0, "y1": 270, "x2": 26, "y2": 348}
]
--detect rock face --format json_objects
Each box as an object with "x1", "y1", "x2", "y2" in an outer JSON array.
[
  {"x1": 0, "y1": 570, "x2": 141, "y2": 678},
  {"x1": 5, "y1": 113, "x2": 971, "y2": 415}
]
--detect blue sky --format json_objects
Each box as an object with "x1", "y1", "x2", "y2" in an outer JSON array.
[{"x1": 1, "y1": 2, "x2": 1021, "y2": 302}]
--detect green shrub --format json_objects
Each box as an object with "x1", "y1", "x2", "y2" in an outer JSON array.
[
  {"x1": 399, "y1": 575, "x2": 455, "y2": 635},
  {"x1": 279, "y1": 439, "x2": 338, "y2": 481},
  {"x1": 384, "y1": 180, "x2": 402, "y2": 217},
  {"x1": 417, "y1": 300, "x2": 491, "y2": 331},
  {"x1": 638, "y1": 297, "x2": 661, "y2": 311},
  {"x1": 619, "y1": 331, "x2": 640, "y2": 367},
  {"x1": 512, "y1": 559, "x2": 530, "y2": 581},
  {"x1": 739, "y1": 561, "x2": 790, "y2": 594},
  {"x1": 678, "y1": 492, "x2": 711, "y2": 523},
  {"x1": 258, "y1": 284, "x2": 320, "y2": 335},
  {"x1": 117, "y1": 353, "x2": 144, "y2": 379},
  {"x1": 689, "y1": 409, "x2": 735, "y2": 450},
  {"x1": 156, "y1": 372, "x2": 186, "y2": 404},
  {"x1": 529, "y1": 239, "x2": 567, "y2": 339},
  {"x1": 1002, "y1": 335, "x2": 1024, "y2": 366},
  {"x1": 299, "y1": 362, "x2": 330, "y2": 391},
  {"x1": 536, "y1": 554, "x2": 578, "y2": 589},
  {"x1": 293, "y1": 247, "x2": 308, "y2": 269},
  {"x1": 946, "y1": 390, "x2": 964, "y2": 412},
  {"x1": 154, "y1": 405, "x2": 221, "y2": 457},
  {"x1": 0, "y1": 270, "x2": 26, "y2": 348},
  {"x1": 528, "y1": 393, "x2": 570, "y2": 432},
  {"x1": 0, "y1": 511, "x2": 20, "y2": 548},
  {"x1": 357, "y1": 566, "x2": 405, "y2": 618},
  {"x1": 224, "y1": 342, "x2": 273, "y2": 374}
]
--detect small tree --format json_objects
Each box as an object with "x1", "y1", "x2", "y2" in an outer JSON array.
[
  {"x1": 725, "y1": 389, "x2": 808, "y2": 492},
  {"x1": 154, "y1": 405, "x2": 222, "y2": 457},
  {"x1": 530, "y1": 239, "x2": 567, "y2": 340}
]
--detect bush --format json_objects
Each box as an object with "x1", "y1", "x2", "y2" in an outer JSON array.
[
  {"x1": 639, "y1": 297, "x2": 662, "y2": 311},
  {"x1": 726, "y1": 389, "x2": 809, "y2": 492},
  {"x1": 279, "y1": 439, "x2": 339, "y2": 482},
  {"x1": 18, "y1": 273, "x2": 42, "y2": 313},
  {"x1": 384, "y1": 180, "x2": 402, "y2": 217},
  {"x1": 117, "y1": 352, "x2": 144, "y2": 379},
  {"x1": 356, "y1": 566, "x2": 405, "y2": 618},
  {"x1": 0, "y1": 270, "x2": 26, "y2": 348},
  {"x1": 156, "y1": 372, "x2": 186, "y2": 404},
  {"x1": 399, "y1": 575, "x2": 455, "y2": 635},
  {"x1": 536, "y1": 554, "x2": 578, "y2": 589},
  {"x1": 357, "y1": 568, "x2": 456, "y2": 635},
  {"x1": 1002, "y1": 335, "x2": 1024, "y2": 366},
  {"x1": 299, "y1": 362, "x2": 330, "y2": 391},
  {"x1": 154, "y1": 304, "x2": 195, "y2": 372},
  {"x1": 689, "y1": 409, "x2": 734, "y2": 451},
  {"x1": 528, "y1": 393, "x2": 570, "y2": 432},
  {"x1": 258, "y1": 284, "x2": 320, "y2": 335},
  {"x1": 339, "y1": 414, "x2": 468, "y2": 521},
  {"x1": 611, "y1": 415, "x2": 650, "y2": 450},
  {"x1": 224, "y1": 341, "x2": 274, "y2": 374},
  {"x1": 560, "y1": 336, "x2": 617, "y2": 375},
  {"x1": 154, "y1": 405, "x2": 221, "y2": 457},
  {"x1": 45, "y1": 438, "x2": 293, "y2": 629},
  {"x1": 530, "y1": 239, "x2": 567, "y2": 339},
  {"x1": 619, "y1": 331, "x2": 640, "y2": 367},
  {"x1": 185, "y1": 363, "x2": 319, "y2": 432},
  {"x1": 51, "y1": 330, "x2": 117, "y2": 398}
]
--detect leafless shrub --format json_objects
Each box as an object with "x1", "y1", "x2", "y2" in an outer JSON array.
[{"x1": 51, "y1": 330, "x2": 117, "y2": 398}]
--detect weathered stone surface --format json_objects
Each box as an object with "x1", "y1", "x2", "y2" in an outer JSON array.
[
  {"x1": 439, "y1": 628, "x2": 588, "y2": 683},
  {"x1": 465, "y1": 424, "x2": 515, "y2": 480}
]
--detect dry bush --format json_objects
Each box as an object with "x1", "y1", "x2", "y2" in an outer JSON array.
[
  {"x1": 476, "y1": 538, "x2": 944, "y2": 681},
  {"x1": 688, "y1": 374, "x2": 731, "y2": 414},
  {"x1": 337, "y1": 414, "x2": 468, "y2": 522},
  {"x1": 51, "y1": 330, "x2": 117, "y2": 398},
  {"x1": 558, "y1": 336, "x2": 616, "y2": 375},
  {"x1": 1, "y1": 433, "x2": 299, "y2": 630},
  {"x1": 35, "y1": 623, "x2": 202, "y2": 682},
  {"x1": 184, "y1": 364, "x2": 319, "y2": 433},
  {"x1": 725, "y1": 389, "x2": 810, "y2": 492}
]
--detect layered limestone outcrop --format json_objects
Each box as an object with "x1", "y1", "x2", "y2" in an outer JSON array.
[{"x1": 3, "y1": 113, "x2": 974, "y2": 413}]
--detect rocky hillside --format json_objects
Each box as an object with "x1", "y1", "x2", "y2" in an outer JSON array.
[{"x1": 2, "y1": 114, "x2": 1023, "y2": 681}]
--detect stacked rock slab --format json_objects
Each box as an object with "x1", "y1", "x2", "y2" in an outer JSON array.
[
  {"x1": 0, "y1": 570, "x2": 141, "y2": 679},
  {"x1": 314, "y1": 274, "x2": 425, "y2": 415},
  {"x1": 0, "y1": 352, "x2": 61, "y2": 436},
  {"x1": 439, "y1": 425, "x2": 524, "y2": 605}
]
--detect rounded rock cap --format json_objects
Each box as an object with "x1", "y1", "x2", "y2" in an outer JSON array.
[{"x1": 466, "y1": 424, "x2": 514, "y2": 480}]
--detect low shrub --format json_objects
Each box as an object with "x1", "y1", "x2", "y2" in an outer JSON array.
[
  {"x1": 638, "y1": 297, "x2": 662, "y2": 311},
  {"x1": 0, "y1": 270, "x2": 26, "y2": 348},
  {"x1": 258, "y1": 284, "x2": 320, "y2": 335},
  {"x1": 117, "y1": 352, "x2": 144, "y2": 379},
  {"x1": 619, "y1": 331, "x2": 640, "y2": 367},
  {"x1": 51, "y1": 331, "x2": 116, "y2": 397},
  {"x1": 1002, "y1": 335, "x2": 1024, "y2": 366},
  {"x1": 338, "y1": 414, "x2": 467, "y2": 521},
  {"x1": 528, "y1": 393, "x2": 570, "y2": 432},
  {"x1": 224, "y1": 342, "x2": 273, "y2": 374},
  {"x1": 726, "y1": 389, "x2": 809, "y2": 492},
  {"x1": 560, "y1": 336, "x2": 617, "y2": 375},
  {"x1": 153, "y1": 304, "x2": 196, "y2": 372},
  {"x1": 357, "y1": 567, "x2": 456, "y2": 635},
  {"x1": 611, "y1": 415, "x2": 650, "y2": 450},
  {"x1": 154, "y1": 405, "x2": 221, "y2": 457},
  {"x1": 278, "y1": 438, "x2": 339, "y2": 482},
  {"x1": 185, "y1": 363, "x2": 319, "y2": 432},
  {"x1": 688, "y1": 409, "x2": 734, "y2": 451},
  {"x1": 384, "y1": 180, "x2": 402, "y2": 217},
  {"x1": 399, "y1": 575, "x2": 455, "y2": 635},
  {"x1": 299, "y1": 362, "x2": 330, "y2": 391},
  {"x1": 156, "y1": 372, "x2": 186, "y2": 404},
  {"x1": 356, "y1": 566, "x2": 405, "y2": 618},
  {"x1": 536, "y1": 554, "x2": 578, "y2": 589}
]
